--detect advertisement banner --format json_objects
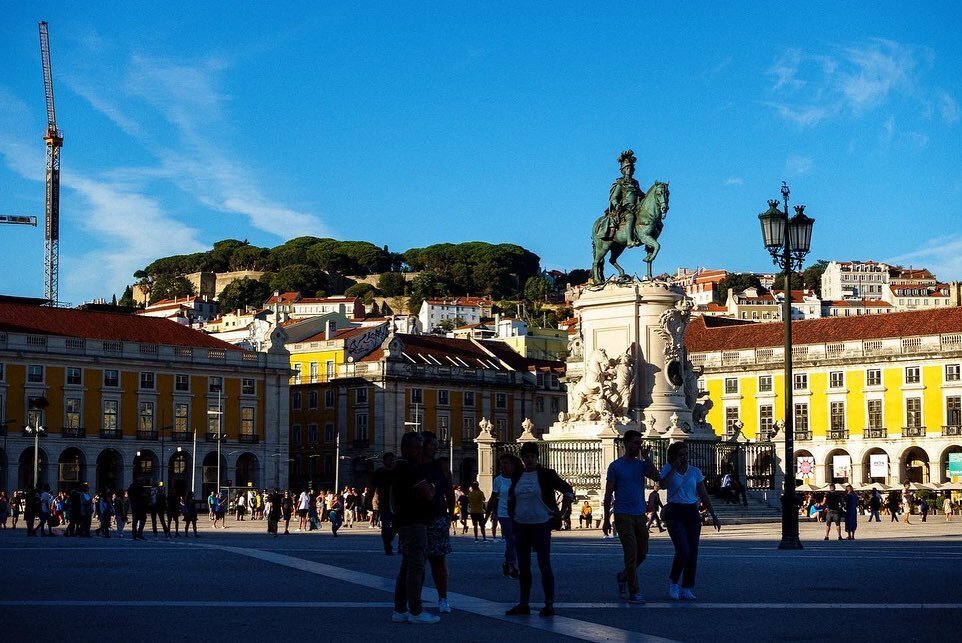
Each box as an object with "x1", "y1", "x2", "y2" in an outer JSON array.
[
  {"x1": 832, "y1": 455, "x2": 851, "y2": 479},
  {"x1": 949, "y1": 452, "x2": 962, "y2": 477},
  {"x1": 870, "y1": 454, "x2": 888, "y2": 478},
  {"x1": 796, "y1": 456, "x2": 816, "y2": 480}
]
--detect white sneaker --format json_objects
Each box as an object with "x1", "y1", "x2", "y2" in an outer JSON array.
[
  {"x1": 668, "y1": 583, "x2": 680, "y2": 600},
  {"x1": 680, "y1": 588, "x2": 697, "y2": 600},
  {"x1": 438, "y1": 599, "x2": 452, "y2": 613},
  {"x1": 391, "y1": 611, "x2": 409, "y2": 623},
  {"x1": 408, "y1": 611, "x2": 441, "y2": 624}
]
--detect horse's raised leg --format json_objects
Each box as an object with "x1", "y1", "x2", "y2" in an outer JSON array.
[{"x1": 591, "y1": 241, "x2": 607, "y2": 283}]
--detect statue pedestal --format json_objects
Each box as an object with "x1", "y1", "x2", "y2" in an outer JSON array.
[{"x1": 564, "y1": 280, "x2": 694, "y2": 437}]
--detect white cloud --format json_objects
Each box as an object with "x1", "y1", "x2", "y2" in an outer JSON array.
[
  {"x1": 766, "y1": 103, "x2": 827, "y2": 127},
  {"x1": 724, "y1": 177, "x2": 744, "y2": 186},
  {"x1": 837, "y1": 39, "x2": 914, "y2": 113},
  {"x1": 786, "y1": 155, "x2": 814, "y2": 175},
  {"x1": 940, "y1": 92, "x2": 960, "y2": 124},
  {"x1": 888, "y1": 235, "x2": 962, "y2": 281}
]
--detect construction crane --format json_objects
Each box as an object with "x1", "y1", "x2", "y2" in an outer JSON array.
[{"x1": 39, "y1": 21, "x2": 63, "y2": 306}]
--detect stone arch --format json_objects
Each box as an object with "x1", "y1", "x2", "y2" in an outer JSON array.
[
  {"x1": 235, "y1": 452, "x2": 259, "y2": 489},
  {"x1": 96, "y1": 449, "x2": 124, "y2": 494},
  {"x1": 900, "y1": 445, "x2": 931, "y2": 484},
  {"x1": 202, "y1": 451, "x2": 226, "y2": 496},
  {"x1": 57, "y1": 447, "x2": 86, "y2": 492},
  {"x1": 18, "y1": 446, "x2": 50, "y2": 490},
  {"x1": 938, "y1": 445, "x2": 962, "y2": 484},
  {"x1": 825, "y1": 448, "x2": 852, "y2": 484},
  {"x1": 860, "y1": 446, "x2": 892, "y2": 485},
  {"x1": 133, "y1": 449, "x2": 159, "y2": 485},
  {"x1": 168, "y1": 449, "x2": 192, "y2": 498}
]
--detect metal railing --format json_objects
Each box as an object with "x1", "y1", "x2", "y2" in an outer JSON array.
[
  {"x1": 171, "y1": 431, "x2": 191, "y2": 442},
  {"x1": 864, "y1": 427, "x2": 887, "y2": 439},
  {"x1": 794, "y1": 430, "x2": 812, "y2": 441},
  {"x1": 62, "y1": 426, "x2": 85, "y2": 438},
  {"x1": 902, "y1": 426, "x2": 925, "y2": 438},
  {"x1": 239, "y1": 434, "x2": 260, "y2": 444},
  {"x1": 828, "y1": 429, "x2": 849, "y2": 440},
  {"x1": 137, "y1": 430, "x2": 159, "y2": 440},
  {"x1": 942, "y1": 425, "x2": 961, "y2": 437},
  {"x1": 100, "y1": 429, "x2": 122, "y2": 439}
]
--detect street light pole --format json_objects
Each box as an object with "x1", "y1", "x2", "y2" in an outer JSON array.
[
  {"x1": 27, "y1": 424, "x2": 47, "y2": 488},
  {"x1": 758, "y1": 181, "x2": 815, "y2": 551}
]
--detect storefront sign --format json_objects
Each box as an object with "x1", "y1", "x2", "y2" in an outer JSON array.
[
  {"x1": 870, "y1": 454, "x2": 888, "y2": 478},
  {"x1": 949, "y1": 453, "x2": 962, "y2": 477},
  {"x1": 832, "y1": 455, "x2": 851, "y2": 479},
  {"x1": 797, "y1": 456, "x2": 815, "y2": 480}
]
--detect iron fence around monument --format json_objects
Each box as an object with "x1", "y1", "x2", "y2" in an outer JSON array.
[{"x1": 492, "y1": 440, "x2": 601, "y2": 490}]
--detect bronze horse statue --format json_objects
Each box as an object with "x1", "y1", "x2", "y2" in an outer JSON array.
[{"x1": 591, "y1": 181, "x2": 670, "y2": 282}]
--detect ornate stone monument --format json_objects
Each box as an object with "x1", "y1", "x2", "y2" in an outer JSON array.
[{"x1": 543, "y1": 150, "x2": 716, "y2": 444}]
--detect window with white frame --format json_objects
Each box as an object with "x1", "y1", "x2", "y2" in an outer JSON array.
[
  {"x1": 495, "y1": 393, "x2": 507, "y2": 409},
  {"x1": 139, "y1": 401, "x2": 154, "y2": 432},
  {"x1": 66, "y1": 367, "x2": 82, "y2": 386},
  {"x1": 411, "y1": 388, "x2": 423, "y2": 404},
  {"x1": 758, "y1": 375, "x2": 773, "y2": 393},
  {"x1": 242, "y1": 378, "x2": 256, "y2": 395},
  {"x1": 103, "y1": 400, "x2": 119, "y2": 432},
  {"x1": 947, "y1": 396, "x2": 962, "y2": 428},
  {"x1": 438, "y1": 415, "x2": 449, "y2": 441},
  {"x1": 438, "y1": 389, "x2": 449, "y2": 405},
  {"x1": 829, "y1": 371, "x2": 844, "y2": 389},
  {"x1": 356, "y1": 387, "x2": 368, "y2": 405},
  {"x1": 867, "y1": 399, "x2": 883, "y2": 429},
  {"x1": 208, "y1": 376, "x2": 223, "y2": 393},
  {"x1": 906, "y1": 398, "x2": 922, "y2": 428},
  {"x1": 793, "y1": 373, "x2": 808, "y2": 391},
  {"x1": 866, "y1": 369, "x2": 882, "y2": 387},
  {"x1": 174, "y1": 403, "x2": 189, "y2": 433},
  {"x1": 725, "y1": 407, "x2": 740, "y2": 438},
  {"x1": 724, "y1": 378, "x2": 738, "y2": 394},
  {"x1": 905, "y1": 366, "x2": 920, "y2": 384},
  {"x1": 946, "y1": 364, "x2": 961, "y2": 382},
  {"x1": 27, "y1": 364, "x2": 44, "y2": 384},
  {"x1": 207, "y1": 404, "x2": 220, "y2": 434},
  {"x1": 794, "y1": 403, "x2": 809, "y2": 432},
  {"x1": 65, "y1": 398, "x2": 81, "y2": 429},
  {"x1": 830, "y1": 401, "x2": 845, "y2": 431},
  {"x1": 175, "y1": 374, "x2": 190, "y2": 392},
  {"x1": 462, "y1": 416, "x2": 476, "y2": 440},
  {"x1": 759, "y1": 405, "x2": 773, "y2": 437},
  {"x1": 140, "y1": 372, "x2": 155, "y2": 390},
  {"x1": 356, "y1": 414, "x2": 369, "y2": 441},
  {"x1": 463, "y1": 391, "x2": 475, "y2": 407},
  {"x1": 308, "y1": 391, "x2": 318, "y2": 410},
  {"x1": 241, "y1": 406, "x2": 255, "y2": 437}
]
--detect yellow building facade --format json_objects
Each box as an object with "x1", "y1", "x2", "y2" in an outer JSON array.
[{"x1": 688, "y1": 309, "x2": 962, "y2": 487}]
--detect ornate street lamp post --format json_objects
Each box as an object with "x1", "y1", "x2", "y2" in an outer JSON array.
[{"x1": 758, "y1": 182, "x2": 815, "y2": 550}]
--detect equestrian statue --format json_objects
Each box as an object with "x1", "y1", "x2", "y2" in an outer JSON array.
[{"x1": 590, "y1": 149, "x2": 670, "y2": 282}]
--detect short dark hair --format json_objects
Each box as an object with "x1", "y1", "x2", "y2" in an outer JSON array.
[
  {"x1": 520, "y1": 442, "x2": 539, "y2": 457},
  {"x1": 622, "y1": 429, "x2": 642, "y2": 443},
  {"x1": 666, "y1": 441, "x2": 687, "y2": 461}
]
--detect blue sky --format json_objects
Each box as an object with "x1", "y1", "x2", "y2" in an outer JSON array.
[{"x1": 1, "y1": 3, "x2": 960, "y2": 304}]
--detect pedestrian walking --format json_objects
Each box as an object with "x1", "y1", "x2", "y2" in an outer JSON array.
[
  {"x1": 490, "y1": 453, "x2": 521, "y2": 579},
  {"x1": 505, "y1": 441, "x2": 575, "y2": 618},
  {"x1": 602, "y1": 429, "x2": 660, "y2": 604},
  {"x1": 390, "y1": 431, "x2": 441, "y2": 624},
  {"x1": 419, "y1": 431, "x2": 455, "y2": 614},
  {"x1": 182, "y1": 492, "x2": 199, "y2": 537},
  {"x1": 823, "y1": 484, "x2": 844, "y2": 540},
  {"x1": 901, "y1": 484, "x2": 914, "y2": 525},
  {"x1": 647, "y1": 485, "x2": 666, "y2": 532},
  {"x1": 659, "y1": 441, "x2": 720, "y2": 601},
  {"x1": 467, "y1": 482, "x2": 488, "y2": 542},
  {"x1": 867, "y1": 490, "x2": 882, "y2": 522},
  {"x1": 128, "y1": 479, "x2": 148, "y2": 540}
]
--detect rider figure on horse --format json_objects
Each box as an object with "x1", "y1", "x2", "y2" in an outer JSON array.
[{"x1": 604, "y1": 149, "x2": 645, "y2": 247}]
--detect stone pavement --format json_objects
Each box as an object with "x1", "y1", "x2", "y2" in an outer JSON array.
[{"x1": 1, "y1": 515, "x2": 959, "y2": 642}]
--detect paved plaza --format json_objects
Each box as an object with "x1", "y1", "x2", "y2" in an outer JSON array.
[{"x1": 2, "y1": 516, "x2": 958, "y2": 642}]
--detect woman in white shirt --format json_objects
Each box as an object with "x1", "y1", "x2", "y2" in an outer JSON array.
[
  {"x1": 490, "y1": 454, "x2": 522, "y2": 578},
  {"x1": 505, "y1": 442, "x2": 575, "y2": 618},
  {"x1": 658, "y1": 441, "x2": 720, "y2": 601}
]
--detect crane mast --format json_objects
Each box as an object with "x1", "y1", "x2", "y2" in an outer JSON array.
[{"x1": 39, "y1": 21, "x2": 62, "y2": 306}]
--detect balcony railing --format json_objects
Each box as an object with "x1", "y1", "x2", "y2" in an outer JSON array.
[
  {"x1": 238, "y1": 434, "x2": 260, "y2": 444},
  {"x1": 864, "y1": 427, "x2": 887, "y2": 439},
  {"x1": 100, "y1": 429, "x2": 122, "y2": 439},
  {"x1": 942, "y1": 425, "x2": 962, "y2": 437},
  {"x1": 171, "y1": 431, "x2": 191, "y2": 442},
  {"x1": 828, "y1": 429, "x2": 849, "y2": 440},
  {"x1": 902, "y1": 426, "x2": 925, "y2": 438},
  {"x1": 137, "y1": 430, "x2": 159, "y2": 440},
  {"x1": 353, "y1": 439, "x2": 370, "y2": 449},
  {"x1": 206, "y1": 432, "x2": 228, "y2": 442},
  {"x1": 62, "y1": 426, "x2": 86, "y2": 438},
  {"x1": 794, "y1": 430, "x2": 812, "y2": 441}
]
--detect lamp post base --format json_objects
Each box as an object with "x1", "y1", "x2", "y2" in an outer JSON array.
[{"x1": 777, "y1": 534, "x2": 804, "y2": 550}]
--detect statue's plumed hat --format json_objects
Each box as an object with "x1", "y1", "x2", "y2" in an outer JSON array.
[{"x1": 618, "y1": 149, "x2": 636, "y2": 167}]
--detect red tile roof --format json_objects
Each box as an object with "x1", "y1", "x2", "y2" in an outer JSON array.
[
  {"x1": 686, "y1": 306, "x2": 962, "y2": 353},
  {"x1": 0, "y1": 302, "x2": 240, "y2": 350}
]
